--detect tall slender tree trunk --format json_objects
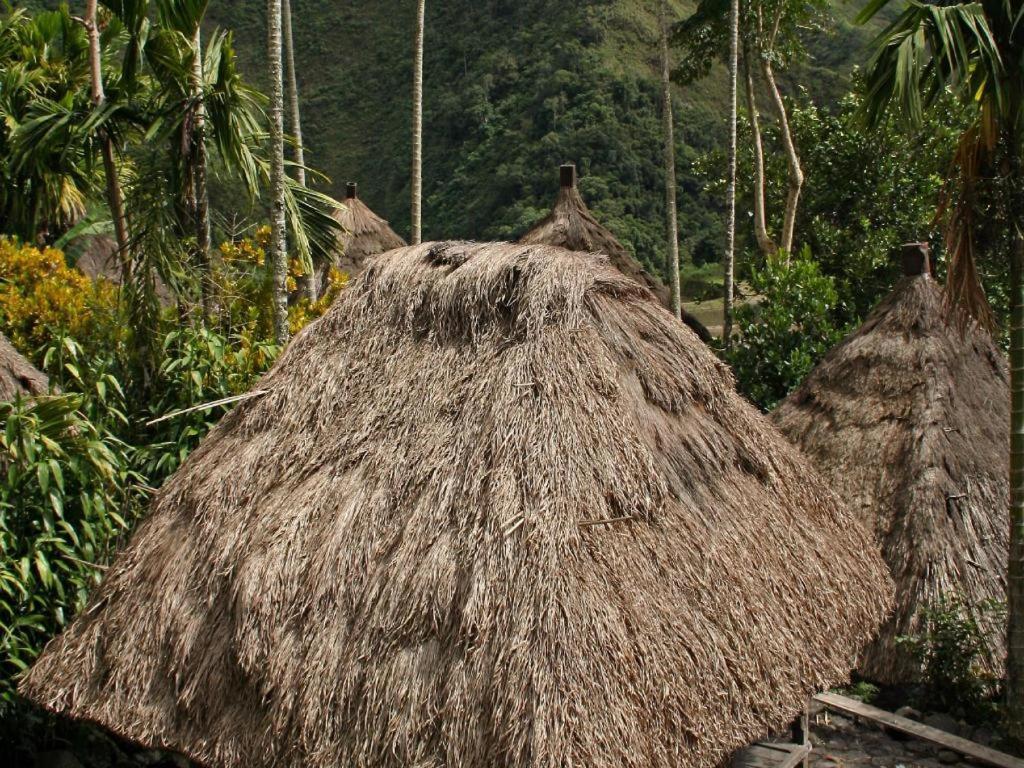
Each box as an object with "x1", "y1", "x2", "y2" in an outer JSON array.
[
  {"x1": 760, "y1": 57, "x2": 802, "y2": 257},
  {"x1": 724, "y1": 0, "x2": 739, "y2": 348},
  {"x1": 743, "y1": 43, "x2": 774, "y2": 257},
  {"x1": 659, "y1": 0, "x2": 681, "y2": 320},
  {"x1": 267, "y1": 0, "x2": 289, "y2": 344},
  {"x1": 1006, "y1": 140, "x2": 1024, "y2": 744},
  {"x1": 282, "y1": 0, "x2": 314, "y2": 300},
  {"x1": 410, "y1": 0, "x2": 425, "y2": 245},
  {"x1": 282, "y1": 0, "x2": 305, "y2": 188},
  {"x1": 191, "y1": 26, "x2": 214, "y2": 320},
  {"x1": 84, "y1": 0, "x2": 131, "y2": 283}
]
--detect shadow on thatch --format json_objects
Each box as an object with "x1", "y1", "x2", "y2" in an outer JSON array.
[
  {"x1": 0, "y1": 333, "x2": 48, "y2": 401},
  {"x1": 331, "y1": 182, "x2": 407, "y2": 279},
  {"x1": 772, "y1": 244, "x2": 1009, "y2": 685},
  {"x1": 23, "y1": 242, "x2": 892, "y2": 768},
  {"x1": 519, "y1": 164, "x2": 712, "y2": 342}
]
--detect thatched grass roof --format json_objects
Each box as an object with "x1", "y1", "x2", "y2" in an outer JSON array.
[
  {"x1": 75, "y1": 234, "x2": 172, "y2": 303},
  {"x1": 519, "y1": 165, "x2": 711, "y2": 341},
  {"x1": 0, "y1": 332, "x2": 48, "y2": 401},
  {"x1": 332, "y1": 182, "x2": 407, "y2": 276},
  {"x1": 23, "y1": 241, "x2": 891, "y2": 768},
  {"x1": 771, "y1": 244, "x2": 1008, "y2": 685}
]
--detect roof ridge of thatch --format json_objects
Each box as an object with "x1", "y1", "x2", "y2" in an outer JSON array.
[
  {"x1": 0, "y1": 332, "x2": 49, "y2": 401},
  {"x1": 332, "y1": 183, "x2": 407, "y2": 276},
  {"x1": 23, "y1": 241, "x2": 892, "y2": 768},
  {"x1": 772, "y1": 265, "x2": 1008, "y2": 685}
]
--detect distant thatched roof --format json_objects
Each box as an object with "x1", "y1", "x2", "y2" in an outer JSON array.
[
  {"x1": 75, "y1": 235, "x2": 172, "y2": 303},
  {"x1": 0, "y1": 333, "x2": 48, "y2": 401},
  {"x1": 771, "y1": 244, "x2": 1008, "y2": 685},
  {"x1": 23, "y1": 241, "x2": 891, "y2": 768},
  {"x1": 332, "y1": 182, "x2": 407, "y2": 276},
  {"x1": 519, "y1": 165, "x2": 711, "y2": 342}
]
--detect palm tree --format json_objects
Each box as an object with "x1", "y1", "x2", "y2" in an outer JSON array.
[
  {"x1": 724, "y1": 0, "x2": 740, "y2": 347},
  {"x1": 267, "y1": 0, "x2": 289, "y2": 344},
  {"x1": 411, "y1": 0, "x2": 425, "y2": 245},
  {"x1": 282, "y1": 0, "x2": 305, "y2": 188},
  {"x1": 859, "y1": 0, "x2": 1024, "y2": 739},
  {"x1": 84, "y1": 0, "x2": 131, "y2": 281},
  {"x1": 659, "y1": 0, "x2": 682, "y2": 320},
  {"x1": 190, "y1": 25, "x2": 214, "y2": 318}
]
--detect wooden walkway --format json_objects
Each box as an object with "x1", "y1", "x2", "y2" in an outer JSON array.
[{"x1": 814, "y1": 692, "x2": 1024, "y2": 768}]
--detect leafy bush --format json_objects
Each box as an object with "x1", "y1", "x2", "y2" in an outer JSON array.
[
  {"x1": 0, "y1": 237, "x2": 118, "y2": 354},
  {"x1": 725, "y1": 246, "x2": 846, "y2": 410},
  {"x1": 0, "y1": 393, "x2": 141, "y2": 700},
  {"x1": 140, "y1": 325, "x2": 280, "y2": 480},
  {"x1": 897, "y1": 596, "x2": 1005, "y2": 720}
]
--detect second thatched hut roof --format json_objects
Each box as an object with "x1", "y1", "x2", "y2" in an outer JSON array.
[
  {"x1": 24, "y1": 241, "x2": 891, "y2": 768},
  {"x1": 771, "y1": 244, "x2": 1009, "y2": 685},
  {"x1": 0, "y1": 332, "x2": 48, "y2": 401},
  {"x1": 519, "y1": 164, "x2": 711, "y2": 341},
  {"x1": 332, "y1": 182, "x2": 407, "y2": 276}
]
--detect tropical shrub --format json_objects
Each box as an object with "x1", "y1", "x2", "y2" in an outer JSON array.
[
  {"x1": 726, "y1": 247, "x2": 846, "y2": 410},
  {"x1": 0, "y1": 393, "x2": 140, "y2": 700},
  {"x1": 0, "y1": 237, "x2": 118, "y2": 356},
  {"x1": 897, "y1": 597, "x2": 1005, "y2": 721}
]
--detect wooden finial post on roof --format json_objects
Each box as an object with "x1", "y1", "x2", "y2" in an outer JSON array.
[
  {"x1": 347, "y1": 182, "x2": 358, "y2": 200},
  {"x1": 560, "y1": 164, "x2": 576, "y2": 188},
  {"x1": 901, "y1": 242, "x2": 931, "y2": 277}
]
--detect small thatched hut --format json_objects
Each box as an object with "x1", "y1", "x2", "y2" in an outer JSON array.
[
  {"x1": 519, "y1": 164, "x2": 711, "y2": 341},
  {"x1": 0, "y1": 333, "x2": 48, "y2": 401},
  {"x1": 332, "y1": 182, "x2": 407, "y2": 277},
  {"x1": 23, "y1": 242, "x2": 891, "y2": 768},
  {"x1": 772, "y1": 243, "x2": 1009, "y2": 685}
]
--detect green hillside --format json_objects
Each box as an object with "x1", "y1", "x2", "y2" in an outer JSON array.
[
  {"x1": 197, "y1": 0, "x2": 878, "y2": 282},
  {"x1": 10, "y1": 0, "x2": 880, "y2": 280}
]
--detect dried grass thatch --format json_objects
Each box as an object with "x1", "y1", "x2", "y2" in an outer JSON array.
[
  {"x1": 771, "y1": 245, "x2": 1008, "y2": 685},
  {"x1": 332, "y1": 182, "x2": 407, "y2": 277},
  {"x1": 519, "y1": 165, "x2": 711, "y2": 342},
  {"x1": 23, "y1": 241, "x2": 892, "y2": 768},
  {"x1": 0, "y1": 332, "x2": 48, "y2": 401},
  {"x1": 75, "y1": 234, "x2": 172, "y2": 303}
]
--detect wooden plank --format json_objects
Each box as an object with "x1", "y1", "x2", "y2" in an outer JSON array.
[
  {"x1": 814, "y1": 692, "x2": 1024, "y2": 768},
  {"x1": 733, "y1": 742, "x2": 811, "y2": 768}
]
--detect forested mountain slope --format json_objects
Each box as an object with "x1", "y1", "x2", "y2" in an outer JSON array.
[{"x1": 18, "y1": 0, "x2": 877, "y2": 280}]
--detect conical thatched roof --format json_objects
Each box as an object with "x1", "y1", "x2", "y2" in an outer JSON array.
[
  {"x1": 332, "y1": 182, "x2": 407, "y2": 276},
  {"x1": 519, "y1": 164, "x2": 712, "y2": 342},
  {"x1": 75, "y1": 234, "x2": 172, "y2": 303},
  {"x1": 0, "y1": 333, "x2": 48, "y2": 401},
  {"x1": 23, "y1": 241, "x2": 891, "y2": 768},
  {"x1": 771, "y1": 244, "x2": 1009, "y2": 685}
]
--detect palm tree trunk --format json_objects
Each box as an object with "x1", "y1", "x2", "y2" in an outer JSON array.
[
  {"x1": 743, "y1": 42, "x2": 774, "y2": 257},
  {"x1": 282, "y1": 0, "x2": 305, "y2": 188},
  {"x1": 282, "y1": 0, "x2": 314, "y2": 300},
  {"x1": 760, "y1": 56, "x2": 802, "y2": 257},
  {"x1": 1006, "y1": 142, "x2": 1024, "y2": 743},
  {"x1": 659, "y1": 0, "x2": 681, "y2": 321},
  {"x1": 724, "y1": 0, "x2": 739, "y2": 348},
  {"x1": 410, "y1": 0, "x2": 425, "y2": 245},
  {"x1": 267, "y1": 0, "x2": 289, "y2": 345},
  {"x1": 191, "y1": 27, "x2": 214, "y2": 320},
  {"x1": 84, "y1": 0, "x2": 131, "y2": 283}
]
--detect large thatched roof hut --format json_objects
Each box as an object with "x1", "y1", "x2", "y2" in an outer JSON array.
[
  {"x1": 0, "y1": 332, "x2": 48, "y2": 401},
  {"x1": 332, "y1": 182, "x2": 407, "y2": 276},
  {"x1": 772, "y1": 243, "x2": 1009, "y2": 685},
  {"x1": 24, "y1": 242, "x2": 891, "y2": 768},
  {"x1": 519, "y1": 164, "x2": 711, "y2": 341}
]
